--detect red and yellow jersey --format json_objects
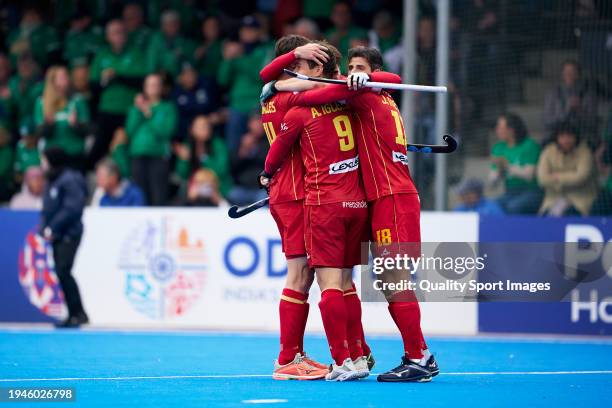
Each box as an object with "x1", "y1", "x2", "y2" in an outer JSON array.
[
  {"x1": 261, "y1": 92, "x2": 305, "y2": 204},
  {"x1": 283, "y1": 74, "x2": 418, "y2": 201},
  {"x1": 265, "y1": 102, "x2": 365, "y2": 206}
]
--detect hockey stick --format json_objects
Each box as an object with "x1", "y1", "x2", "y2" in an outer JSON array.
[
  {"x1": 228, "y1": 197, "x2": 270, "y2": 219},
  {"x1": 407, "y1": 134, "x2": 458, "y2": 154},
  {"x1": 284, "y1": 69, "x2": 448, "y2": 93}
]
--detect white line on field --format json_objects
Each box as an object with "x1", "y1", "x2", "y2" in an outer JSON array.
[
  {"x1": 1, "y1": 370, "x2": 611, "y2": 382},
  {"x1": 242, "y1": 399, "x2": 288, "y2": 404}
]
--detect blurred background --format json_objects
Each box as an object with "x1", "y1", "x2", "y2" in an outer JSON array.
[{"x1": 0, "y1": 0, "x2": 609, "y2": 214}]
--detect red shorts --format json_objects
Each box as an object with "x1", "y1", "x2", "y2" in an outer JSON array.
[
  {"x1": 369, "y1": 193, "x2": 421, "y2": 258},
  {"x1": 270, "y1": 200, "x2": 306, "y2": 258},
  {"x1": 304, "y1": 201, "x2": 369, "y2": 269}
]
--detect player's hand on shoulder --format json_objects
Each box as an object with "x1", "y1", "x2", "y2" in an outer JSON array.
[{"x1": 347, "y1": 72, "x2": 370, "y2": 91}]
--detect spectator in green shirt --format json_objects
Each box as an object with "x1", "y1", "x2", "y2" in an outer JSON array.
[
  {"x1": 174, "y1": 114, "x2": 232, "y2": 198},
  {"x1": 325, "y1": 1, "x2": 368, "y2": 73},
  {"x1": 14, "y1": 119, "x2": 40, "y2": 183},
  {"x1": 6, "y1": 6, "x2": 61, "y2": 69},
  {"x1": 8, "y1": 53, "x2": 43, "y2": 131},
  {"x1": 88, "y1": 19, "x2": 148, "y2": 170},
  {"x1": 592, "y1": 110, "x2": 612, "y2": 215},
  {"x1": 63, "y1": 11, "x2": 103, "y2": 68},
  {"x1": 125, "y1": 73, "x2": 178, "y2": 206},
  {"x1": 34, "y1": 66, "x2": 90, "y2": 170},
  {"x1": 194, "y1": 15, "x2": 224, "y2": 79},
  {"x1": 489, "y1": 113, "x2": 543, "y2": 214},
  {"x1": 218, "y1": 15, "x2": 273, "y2": 151},
  {"x1": 123, "y1": 3, "x2": 152, "y2": 50},
  {"x1": 147, "y1": 10, "x2": 198, "y2": 77}
]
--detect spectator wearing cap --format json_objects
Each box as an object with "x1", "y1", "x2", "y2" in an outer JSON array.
[
  {"x1": 34, "y1": 66, "x2": 90, "y2": 170},
  {"x1": 490, "y1": 113, "x2": 543, "y2": 214},
  {"x1": 194, "y1": 15, "x2": 224, "y2": 79},
  {"x1": 453, "y1": 178, "x2": 504, "y2": 215},
  {"x1": 10, "y1": 166, "x2": 44, "y2": 210},
  {"x1": 8, "y1": 53, "x2": 43, "y2": 129},
  {"x1": 6, "y1": 6, "x2": 61, "y2": 69},
  {"x1": 172, "y1": 62, "x2": 220, "y2": 141},
  {"x1": 218, "y1": 15, "x2": 273, "y2": 152},
  {"x1": 544, "y1": 60, "x2": 597, "y2": 144},
  {"x1": 40, "y1": 146, "x2": 88, "y2": 328},
  {"x1": 92, "y1": 159, "x2": 145, "y2": 207},
  {"x1": 63, "y1": 10, "x2": 103, "y2": 68},
  {"x1": 125, "y1": 73, "x2": 178, "y2": 206},
  {"x1": 174, "y1": 114, "x2": 232, "y2": 197},
  {"x1": 537, "y1": 123, "x2": 598, "y2": 216},
  {"x1": 123, "y1": 3, "x2": 152, "y2": 50},
  {"x1": 325, "y1": 1, "x2": 368, "y2": 73},
  {"x1": 88, "y1": 19, "x2": 148, "y2": 169},
  {"x1": 146, "y1": 10, "x2": 198, "y2": 77},
  {"x1": 14, "y1": 119, "x2": 40, "y2": 182},
  {"x1": 0, "y1": 123, "x2": 14, "y2": 203}
]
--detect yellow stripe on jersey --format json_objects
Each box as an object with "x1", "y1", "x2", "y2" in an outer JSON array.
[
  {"x1": 370, "y1": 109, "x2": 394, "y2": 195},
  {"x1": 343, "y1": 291, "x2": 358, "y2": 296},
  {"x1": 280, "y1": 295, "x2": 306, "y2": 304},
  {"x1": 354, "y1": 113, "x2": 380, "y2": 198},
  {"x1": 304, "y1": 128, "x2": 321, "y2": 205}
]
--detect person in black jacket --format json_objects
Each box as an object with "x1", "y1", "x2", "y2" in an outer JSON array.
[{"x1": 40, "y1": 147, "x2": 89, "y2": 328}]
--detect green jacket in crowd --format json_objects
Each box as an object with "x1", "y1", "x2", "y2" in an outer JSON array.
[
  {"x1": 218, "y1": 43, "x2": 274, "y2": 113},
  {"x1": 175, "y1": 136, "x2": 233, "y2": 196},
  {"x1": 8, "y1": 76, "x2": 43, "y2": 127},
  {"x1": 89, "y1": 46, "x2": 148, "y2": 115},
  {"x1": 14, "y1": 139, "x2": 40, "y2": 175},
  {"x1": 34, "y1": 95, "x2": 90, "y2": 156},
  {"x1": 147, "y1": 31, "x2": 197, "y2": 77},
  {"x1": 125, "y1": 101, "x2": 177, "y2": 157},
  {"x1": 196, "y1": 40, "x2": 223, "y2": 79},
  {"x1": 127, "y1": 27, "x2": 153, "y2": 50},
  {"x1": 0, "y1": 140, "x2": 13, "y2": 186},
  {"x1": 7, "y1": 23, "x2": 61, "y2": 67},
  {"x1": 63, "y1": 26, "x2": 104, "y2": 68},
  {"x1": 491, "y1": 137, "x2": 541, "y2": 190}
]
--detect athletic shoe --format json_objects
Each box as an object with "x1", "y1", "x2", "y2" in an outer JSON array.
[
  {"x1": 325, "y1": 358, "x2": 362, "y2": 382},
  {"x1": 302, "y1": 353, "x2": 328, "y2": 370},
  {"x1": 273, "y1": 353, "x2": 327, "y2": 380},
  {"x1": 366, "y1": 352, "x2": 375, "y2": 370},
  {"x1": 54, "y1": 313, "x2": 89, "y2": 328},
  {"x1": 425, "y1": 355, "x2": 439, "y2": 377},
  {"x1": 377, "y1": 356, "x2": 432, "y2": 383},
  {"x1": 352, "y1": 356, "x2": 370, "y2": 379}
]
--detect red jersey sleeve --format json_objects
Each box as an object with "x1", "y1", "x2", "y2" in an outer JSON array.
[
  {"x1": 287, "y1": 85, "x2": 356, "y2": 106},
  {"x1": 369, "y1": 71, "x2": 401, "y2": 84},
  {"x1": 264, "y1": 108, "x2": 304, "y2": 175},
  {"x1": 259, "y1": 51, "x2": 296, "y2": 83}
]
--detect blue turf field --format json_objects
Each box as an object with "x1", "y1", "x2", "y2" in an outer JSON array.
[{"x1": 0, "y1": 328, "x2": 611, "y2": 407}]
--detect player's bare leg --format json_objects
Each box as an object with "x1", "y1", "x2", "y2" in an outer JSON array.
[
  {"x1": 316, "y1": 268, "x2": 361, "y2": 381},
  {"x1": 273, "y1": 256, "x2": 327, "y2": 380}
]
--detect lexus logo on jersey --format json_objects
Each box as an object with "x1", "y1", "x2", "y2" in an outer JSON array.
[
  {"x1": 280, "y1": 122, "x2": 288, "y2": 131},
  {"x1": 329, "y1": 156, "x2": 359, "y2": 174}
]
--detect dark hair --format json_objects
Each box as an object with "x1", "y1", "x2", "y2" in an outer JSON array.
[
  {"x1": 500, "y1": 112, "x2": 528, "y2": 143},
  {"x1": 305, "y1": 45, "x2": 336, "y2": 78},
  {"x1": 348, "y1": 46, "x2": 384, "y2": 71},
  {"x1": 554, "y1": 121, "x2": 580, "y2": 143},
  {"x1": 274, "y1": 35, "x2": 310, "y2": 57}
]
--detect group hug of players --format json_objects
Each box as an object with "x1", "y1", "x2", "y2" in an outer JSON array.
[{"x1": 257, "y1": 35, "x2": 439, "y2": 382}]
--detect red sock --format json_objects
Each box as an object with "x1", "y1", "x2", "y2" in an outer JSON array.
[
  {"x1": 319, "y1": 289, "x2": 350, "y2": 365},
  {"x1": 278, "y1": 288, "x2": 308, "y2": 365},
  {"x1": 388, "y1": 290, "x2": 424, "y2": 359},
  {"x1": 299, "y1": 301, "x2": 309, "y2": 354},
  {"x1": 343, "y1": 286, "x2": 365, "y2": 360}
]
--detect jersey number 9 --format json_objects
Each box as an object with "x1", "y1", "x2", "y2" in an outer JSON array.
[{"x1": 333, "y1": 115, "x2": 355, "y2": 152}]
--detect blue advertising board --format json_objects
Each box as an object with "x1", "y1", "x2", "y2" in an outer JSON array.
[{"x1": 478, "y1": 215, "x2": 611, "y2": 336}]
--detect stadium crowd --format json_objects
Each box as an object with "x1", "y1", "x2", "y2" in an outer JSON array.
[{"x1": 0, "y1": 0, "x2": 609, "y2": 216}]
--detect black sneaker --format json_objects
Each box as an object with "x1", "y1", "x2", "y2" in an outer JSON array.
[
  {"x1": 425, "y1": 355, "x2": 439, "y2": 377},
  {"x1": 377, "y1": 356, "x2": 432, "y2": 383},
  {"x1": 54, "y1": 313, "x2": 89, "y2": 328},
  {"x1": 366, "y1": 352, "x2": 375, "y2": 371}
]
